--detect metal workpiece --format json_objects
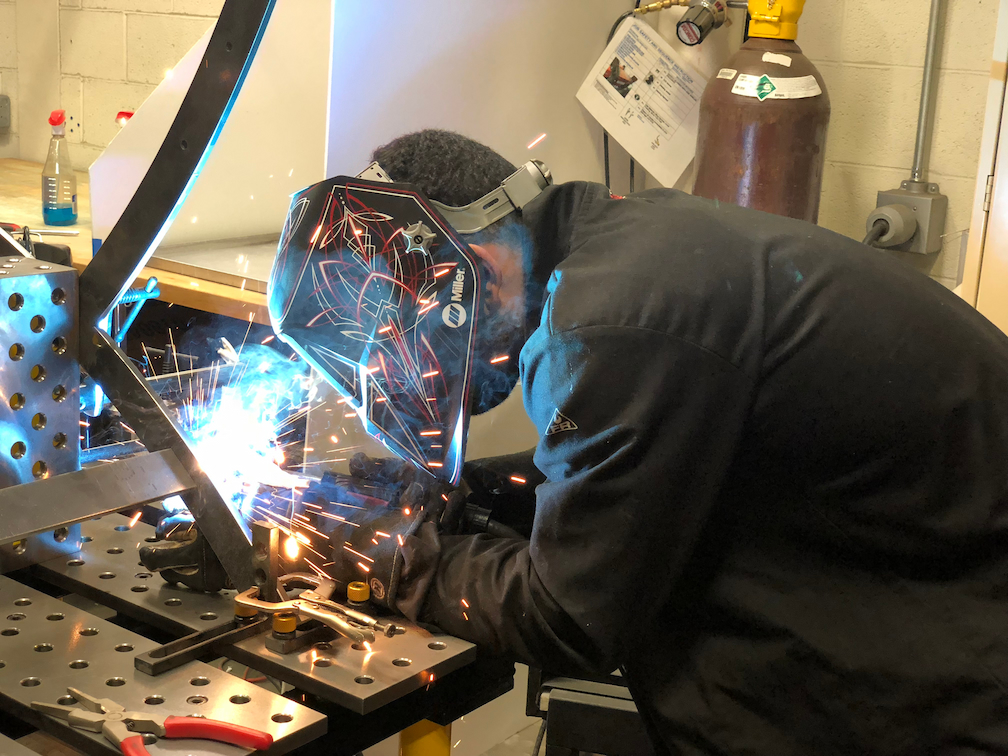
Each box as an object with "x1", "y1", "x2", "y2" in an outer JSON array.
[
  {"x1": 0, "y1": 574, "x2": 326, "y2": 755},
  {"x1": 83, "y1": 331, "x2": 256, "y2": 591},
  {"x1": 0, "y1": 256, "x2": 80, "y2": 489},
  {"x1": 0, "y1": 731, "x2": 40, "y2": 755},
  {"x1": 0, "y1": 451, "x2": 193, "y2": 547},
  {"x1": 0, "y1": 524, "x2": 82, "y2": 575},
  {"x1": 229, "y1": 618, "x2": 476, "y2": 715}
]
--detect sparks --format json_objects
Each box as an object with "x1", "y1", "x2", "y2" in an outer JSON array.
[
  {"x1": 357, "y1": 561, "x2": 371, "y2": 573},
  {"x1": 489, "y1": 355, "x2": 509, "y2": 364},
  {"x1": 128, "y1": 511, "x2": 142, "y2": 528},
  {"x1": 330, "y1": 435, "x2": 339, "y2": 443},
  {"x1": 419, "y1": 430, "x2": 440, "y2": 436},
  {"x1": 310, "y1": 224, "x2": 322, "y2": 245},
  {"x1": 527, "y1": 132, "x2": 547, "y2": 149},
  {"x1": 421, "y1": 370, "x2": 439, "y2": 378},
  {"x1": 428, "y1": 461, "x2": 443, "y2": 468},
  {"x1": 510, "y1": 475, "x2": 526, "y2": 484},
  {"x1": 261, "y1": 335, "x2": 275, "y2": 344},
  {"x1": 378, "y1": 325, "x2": 392, "y2": 334},
  {"x1": 397, "y1": 534, "x2": 404, "y2": 547},
  {"x1": 462, "y1": 613, "x2": 469, "y2": 621},
  {"x1": 375, "y1": 531, "x2": 390, "y2": 538},
  {"x1": 403, "y1": 508, "x2": 411, "y2": 517},
  {"x1": 461, "y1": 598, "x2": 469, "y2": 608},
  {"x1": 344, "y1": 545, "x2": 374, "y2": 563}
]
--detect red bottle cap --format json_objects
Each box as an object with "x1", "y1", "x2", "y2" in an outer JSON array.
[{"x1": 48, "y1": 110, "x2": 66, "y2": 126}]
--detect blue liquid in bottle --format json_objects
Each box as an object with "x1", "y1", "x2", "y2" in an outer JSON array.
[{"x1": 41, "y1": 110, "x2": 77, "y2": 227}]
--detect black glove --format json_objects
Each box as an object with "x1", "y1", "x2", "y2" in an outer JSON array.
[{"x1": 306, "y1": 455, "x2": 467, "y2": 617}]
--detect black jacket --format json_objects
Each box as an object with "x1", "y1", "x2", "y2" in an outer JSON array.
[{"x1": 417, "y1": 181, "x2": 1008, "y2": 755}]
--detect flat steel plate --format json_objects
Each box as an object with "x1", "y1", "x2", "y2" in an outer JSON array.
[
  {"x1": 229, "y1": 623, "x2": 476, "y2": 716},
  {"x1": 35, "y1": 518, "x2": 237, "y2": 635},
  {"x1": 38, "y1": 518, "x2": 477, "y2": 715},
  {"x1": 0, "y1": 574, "x2": 326, "y2": 755}
]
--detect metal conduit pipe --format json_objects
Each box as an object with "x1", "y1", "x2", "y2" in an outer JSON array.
[{"x1": 911, "y1": 0, "x2": 946, "y2": 183}]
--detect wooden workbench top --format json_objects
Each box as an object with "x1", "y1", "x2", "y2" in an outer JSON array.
[{"x1": 0, "y1": 158, "x2": 268, "y2": 324}]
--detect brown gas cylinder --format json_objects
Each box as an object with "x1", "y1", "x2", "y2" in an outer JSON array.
[{"x1": 693, "y1": 3, "x2": 830, "y2": 223}]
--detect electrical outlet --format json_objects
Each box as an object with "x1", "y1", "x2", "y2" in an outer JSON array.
[
  {"x1": 0, "y1": 95, "x2": 10, "y2": 132},
  {"x1": 875, "y1": 182, "x2": 948, "y2": 255}
]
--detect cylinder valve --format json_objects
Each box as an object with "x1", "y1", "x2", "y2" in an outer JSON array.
[{"x1": 677, "y1": 0, "x2": 728, "y2": 45}]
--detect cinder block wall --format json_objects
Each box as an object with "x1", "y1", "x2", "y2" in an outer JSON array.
[
  {"x1": 57, "y1": 0, "x2": 220, "y2": 168},
  {"x1": 0, "y1": 0, "x2": 220, "y2": 167},
  {"x1": 797, "y1": 0, "x2": 1001, "y2": 286},
  {"x1": 0, "y1": 1, "x2": 18, "y2": 158}
]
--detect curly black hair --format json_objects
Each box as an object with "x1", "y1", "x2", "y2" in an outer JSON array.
[{"x1": 370, "y1": 129, "x2": 517, "y2": 207}]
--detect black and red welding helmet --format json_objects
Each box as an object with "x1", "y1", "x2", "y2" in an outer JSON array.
[{"x1": 267, "y1": 160, "x2": 551, "y2": 484}]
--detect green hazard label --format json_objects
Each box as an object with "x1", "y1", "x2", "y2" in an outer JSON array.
[{"x1": 755, "y1": 75, "x2": 777, "y2": 101}]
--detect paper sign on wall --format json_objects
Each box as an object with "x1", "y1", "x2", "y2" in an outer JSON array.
[{"x1": 576, "y1": 17, "x2": 708, "y2": 188}]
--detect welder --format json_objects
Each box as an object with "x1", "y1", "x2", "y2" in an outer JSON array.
[{"x1": 278, "y1": 129, "x2": 1008, "y2": 755}]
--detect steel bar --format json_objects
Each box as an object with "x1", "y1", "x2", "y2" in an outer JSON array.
[
  {"x1": 134, "y1": 616, "x2": 270, "y2": 676},
  {"x1": 910, "y1": 0, "x2": 946, "y2": 182},
  {"x1": 79, "y1": 440, "x2": 147, "y2": 465},
  {"x1": 0, "y1": 451, "x2": 192, "y2": 546},
  {"x1": 76, "y1": 0, "x2": 276, "y2": 592}
]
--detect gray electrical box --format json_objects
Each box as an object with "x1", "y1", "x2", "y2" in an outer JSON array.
[
  {"x1": 0, "y1": 95, "x2": 10, "y2": 131},
  {"x1": 875, "y1": 180, "x2": 948, "y2": 255}
]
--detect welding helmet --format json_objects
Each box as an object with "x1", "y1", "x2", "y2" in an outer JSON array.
[{"x1": 267, "y1": 160, "x2": 551, "y2": 484}]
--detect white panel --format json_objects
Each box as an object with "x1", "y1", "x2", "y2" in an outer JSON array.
[
  {"x1": 88, "y1": 0, "x2": 331, "y2": 248},
  {"x1": 325, "y1": 0, "x2": 644, "y2": 187}
]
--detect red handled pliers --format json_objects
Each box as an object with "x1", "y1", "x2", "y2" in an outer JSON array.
[{"x1": 31, "y1": 686, "x2": 273, "y2": 755}]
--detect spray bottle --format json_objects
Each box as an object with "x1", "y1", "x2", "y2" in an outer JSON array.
[{"x1": 41, "y1": 109, "x2": 77, "y2": 226}]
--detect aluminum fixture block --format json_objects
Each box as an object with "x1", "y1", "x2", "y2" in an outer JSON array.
[
  {"x1": 0, "y1": 257, "x2": 81, "y2": 573},
  {"x1": 875, "y1": 182, "x2": 948, "y2": 255},
  {"x1": 0, "y1": 573, "x2": 326, "y2": 755},
  {"x1": 0, "y1": 256, "x2": 80, "y2": 488}
]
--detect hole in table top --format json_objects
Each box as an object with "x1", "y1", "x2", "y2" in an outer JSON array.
[
  {"x1": 30, "y1": 364, "x2": 45, "y2": 382},
  {"x1": 50, "y1": 336, "x2": 66, "y2": 355},
  {"x1": 144, "y1": 695, "x2": 164, "y2": 705},
  {"x1": 52, "y1": 527, "x2": 68, "y2": 542},
  {"x1": 392, "y1": 658, "x2": 412, "y2": 667},
  {"x1": 186, "y1": 695, "x2": 207, "y2": 705},
  {"x1": 13, "y1": 599, "x2": 30, "y2": 607},
  {"x1": 190, "y1": 677, "x2": 210, "y2": 686},
  {"x1": 31, "y1": 413, "x2": 45, "y2": 430},
  {"x1": 51, "y1": 288, "x2": 65, "y2": 305},
  {"x1": 45, "y1": 613, "x2": 64, "y2": 621},
  {"x1": 312, "y1": 657, "x2": 332, "y2": 668},
  {"x1": 107, "y1": 547, "x2": 123, "y2": 555},
  {"x1": 9, "y1": 442, "x2": 24, "y2": 460},
  {"x1": 229, "y1": 695, "x2": 250, "y2": 704},
  {"x1": 199, "y1": 613, "x2": 217, "y2": 621},
  {"x1": 144, "y1": 536, "x2": 157, "y2": 543},
  {"x1": 164, "y1": 599, "x2": 182, "y2": 607},
  {"x1": 354, "y1": 676, "x2": 374, "y2": 685},
  {"x1": 106, "y1": 678, "x2": 125, "y2": 687},
  {"x1": 427, "y1": 641, "x2": 447, "y2": 651},
  {"x1": 115, "y1": 644, "x2": 133, "y2": 653},
  {"x1": 98, "y1": 572, "x2": 115, "y2": 580},
  {"x1": 68, "y1": 660, "x2": 88, "y2": 670},
  {"x1": 313, "y1": 642, "x2": 331, "y2": 651},
  {"x1": 57, "y1": 695, "x2": 76, "y2": 705},
  {"x1": 135, "y1": 572, "x2": 152, "y2": 579},
  {"x1": 130, "y1": 585, "x2": 148, "y2": 593},
  {"x1": 30, "y1": 315, "x2": 45, "y2": 333},
  {"x1": 5, "y1": 614, "x2": 23, "y2": 622},
  {"x1": 8, "y1": 293, "x2": 23, "y2": 311},
  {"x1": 272, "y1": 713, "x2": 293, "y2": 723},
  {"x1": 20, "y1": 677, "x2": 39, "y2": 687},
  {"x1": 81, "y1": 536, "x2": 92, "y2": 543},
  {"x1": 66, "y1": 559, "x2": 84, "y2": 567},
  {"x1": 351, "y1": 643, "x2": 366, "y2": 651},
  {"x1": 79, "y1": 628, "x2": 98, "y2": 637},
  {"x1": 141, "y1": 734, "x2": 157, "y2": 746},
  {"x1": 2, "y1": 629, "x2": 19, "y2": 638},
  {"x1": 113, "y1": 526, "x2": 129, "y2": 532},
  {"x1": 7, "y1": 344, "x2": 23, "y2": 361},
  {"x1": 51, "y1": 385, "x2": 66, "y2": 402},
  {"x1": 32, "y1": 461, "x2": 47, "y2": 479},
  {"x1": 34, "y1": 643, "x2": 53, "y2": 653}
]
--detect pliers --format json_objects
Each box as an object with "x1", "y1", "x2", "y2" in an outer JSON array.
[{"x1": 31, "y1": 686, "x2": 273, "y2": 755}]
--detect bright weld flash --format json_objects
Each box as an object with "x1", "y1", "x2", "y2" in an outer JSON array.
[
  {"x1": 283, "y1": 536, "x2": 300, "y2": 560},
  {"x1": 527, "y1": 132, "x2": 547, "y2": 149},
  {"x1": 489, "y1": 355, "x2": 509, "y2": 364}
]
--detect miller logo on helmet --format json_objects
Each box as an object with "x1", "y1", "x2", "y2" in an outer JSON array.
[{"x1": 442, "y1": 303, "x2": 467, "y2": 328}]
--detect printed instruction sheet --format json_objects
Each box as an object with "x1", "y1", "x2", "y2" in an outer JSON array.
[{"x1": 576, "y1": 17, "x2": 707, "y2": 187}]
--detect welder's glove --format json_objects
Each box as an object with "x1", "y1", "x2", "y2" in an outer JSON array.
[{"x1": 317, "y1": 456, "x2": 467, "y2": 618}]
